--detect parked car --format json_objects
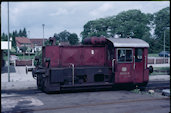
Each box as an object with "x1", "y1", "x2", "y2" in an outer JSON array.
[
  {"x1": 158, "y1": 51, "x2": 170, "y2": 57},
  {"x1": 10, "y1": 55, "x2": 19, "y2": 65}
]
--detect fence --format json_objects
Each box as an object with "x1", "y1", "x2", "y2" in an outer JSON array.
[
  {"x1": 15, "y1": 59, "x2": 34, "y2": 66},
  {"x1": 148, "y1": 57, "x2": 170, "y2": 64}
]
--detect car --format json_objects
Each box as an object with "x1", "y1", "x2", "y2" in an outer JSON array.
[
  {"x1": 158, "y1": 51, "x2": 170, "y2": 57},
  {"x1": 10, "y1": 55, "x2": 19, "y2": 65}
]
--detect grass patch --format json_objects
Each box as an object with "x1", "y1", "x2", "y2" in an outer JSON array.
[
  {"x1": 148, "y1": 54, "x2": 158, "y2": 57},
  {"x1": 18, "y1": 55, "x2": 35, "y2": 60},
  {"x1": 3, "y1": 54, "x2": 35, "y2": 60},
  {"x1": 150, "y1": 67, "x2": 170, "y2": 75}
]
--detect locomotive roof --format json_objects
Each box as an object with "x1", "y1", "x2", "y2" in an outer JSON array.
[{"x1": 107, "y1": 38, "x2": 149, "y2": 48}]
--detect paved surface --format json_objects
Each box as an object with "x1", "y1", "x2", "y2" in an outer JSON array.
[
  {"x1": 147, "y1": 64, "x2": 170, "y2": 67},
  {"x1": 1, "y1": 89, "x2": 170, "y2": 113},
  {"x1": 1, "y1": 66, "x2": 170, "y2": 113}
]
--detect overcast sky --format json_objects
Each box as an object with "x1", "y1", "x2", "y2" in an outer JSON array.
[{"x1": 1, "y1": 1, "x2": 170, "y2": 41}]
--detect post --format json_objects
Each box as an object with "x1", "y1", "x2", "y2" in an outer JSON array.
[
  {"x1": 32, "y1": 59, "x2": 34, "y2": 66},
  {"x1": 163, "y1": 30, "x2": 165, "y2": 64},
  {"x1": 7, "y1": 2, "x2": 10, "y2": 82},
  {"x1": 28, "y1": 30, "x2": 30, "y2": 59},
  {"x1": 42, "y1": 24, "x2": 45, "y2": 46}
]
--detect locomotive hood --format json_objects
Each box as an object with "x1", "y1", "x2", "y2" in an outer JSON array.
[{"x1": 83, "y1": 37, "x2": 149, "y2": 48}]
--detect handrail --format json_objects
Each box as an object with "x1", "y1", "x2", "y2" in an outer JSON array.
[
  {"x1": 112, "y1": 59, "x2": 115, "y2": 73},
  {"x1": 145, "y1": 56, "x2": 146, "y2": 69},
  {"x1": 69, "y1": 63, "x2": 75, "y2": 85},
  {"x1": 133, "y1": 56, "x2": 135, "y2": 70}
]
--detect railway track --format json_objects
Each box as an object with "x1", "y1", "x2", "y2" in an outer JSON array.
[
  {"x1": 2, "y1": 81, "x2": 170, "y2": 113},
  {"x1": 145, "y1": 80, "x2": 170, "y2": 90},
  {"x1": 3, "y1": 97, "x2": 169, "y2": 113},
  {"x1": 1, "y1": 80, "x2": 169, "y2": 96}
]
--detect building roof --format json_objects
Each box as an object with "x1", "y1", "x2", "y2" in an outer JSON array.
[
  {"x1": 15, "y1": 37, "x2": 33, "y2": 48},
  {"x1": 107, "y1": 38, "x2": 149, "y2": 48},
  {"x1": 30, "y1": 38, "x2": 47, "y2": 46},
  {"x1": 15, "y1": 37, "x2": 31, "y2": 44}
]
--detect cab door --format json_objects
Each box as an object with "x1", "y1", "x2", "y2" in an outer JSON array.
[
  {"x1": 134, "y1": 48, "x2": 144, "y2": 83},
  {"x1": 115, "y1": 48, "x2": 134, "y2": 83}
]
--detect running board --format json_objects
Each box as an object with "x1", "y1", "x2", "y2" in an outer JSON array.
[{"x1": 61, "y1": 82, "x2": 113, "y2": 90}]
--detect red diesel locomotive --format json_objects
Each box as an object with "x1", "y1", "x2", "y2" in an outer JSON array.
[{"x1": 28, "y1": 37, "x2": 153, "y2": 93}]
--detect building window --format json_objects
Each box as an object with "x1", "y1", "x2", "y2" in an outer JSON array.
[{"x1": 117, "y1": 48, "x2": 133, "y2": 63}]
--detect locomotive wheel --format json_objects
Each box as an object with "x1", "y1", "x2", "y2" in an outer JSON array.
[
  {"x1": 37, "y1": 74, "x2": 42, "y2": 90},
  {"x1": 126, "y1": 84, "x2": 136, "y2": 91},
  {"x1": 37, "y1": 74, "x2": 45, "y2": 91},
  {"x1": 139, "y1": 82, "x2": 148, "y2": 91}
]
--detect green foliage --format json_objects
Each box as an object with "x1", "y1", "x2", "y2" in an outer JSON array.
[
  {"x1": 1, "y1": 33, "x2": 8, "y2": 41},
  {"x1": 81, "y1": 9, "x2": 152, "y2": 40},
  {"x1": 154, "y1": 7, "x2": 170, "y2": 53},
  {"x1": 81, "y1": 18, "x2": 109, "y2": 39},
  {"x1": 81, "y1": 7, "x2": 170, "y2": 53},
  {"x1": 148, "y1": 54, "x2": 158, "y2": 57},
  {"x1": 68, "y1": 33, "x2": 79, "y2": 45},
  {"x1": 150, "y1": 67, "x2": 170, "y2": 75},
  {"x1": 20, "y1": 46, "x2": 28, "y2": 53},
  {"x1": 1, "y1": 28, "x2": 28, "y2": 52},
  {"x1": 53, "y1": 30, "x2": 79, "y2": 45},
  {"x1": 34, "y1": 50, "x2": 42, "y2": 66},
  {"x1": 10, "y1": 47, "x2": 16, "y2": 53}
]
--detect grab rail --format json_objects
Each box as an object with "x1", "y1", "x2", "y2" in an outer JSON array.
[
  {"x1": 112, "y1": 59, "x2": 115, "y2": 73},
  {"x1": 133, "y1": 56, "x2": 135, "y2": 70},
  {"x1": 69, "y1": 63, "x2": 75, "y2": 85}
]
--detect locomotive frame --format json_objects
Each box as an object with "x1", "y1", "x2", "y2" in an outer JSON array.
[{"x1": 28, "y1": 37, "x2": 153, "y2": 93}]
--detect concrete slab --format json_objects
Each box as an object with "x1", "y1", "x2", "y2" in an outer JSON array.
[
  {"x1": 162, "y1": 89, "x2": 170, "y2": 96},
  {"x1": 149, "y1": 75, "x2": 170, "y2": 81}
]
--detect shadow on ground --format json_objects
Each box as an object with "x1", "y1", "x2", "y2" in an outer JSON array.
[
  {"x1": 2, "y1": 100, "x2": 34, "y2": 113},
  {"x1": 1, "y1": 65, "x2": 16, "y2": 74}
]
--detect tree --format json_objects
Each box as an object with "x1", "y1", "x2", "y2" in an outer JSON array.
[
  {"x1": 1, "y1": 33, "x2": 8, "y2": 41},
  {"x1": 81, "y1": 18, "x2": 109, "y2": 39},
  {"x1": 1, "y1": 28, "x2": 28, "y2": 53},
  {"x1": 154, "y1": 7, "x2": 170, "y2": 52},
  {"x1": 19, "y1": 29, "x2": 22, "y2": 37},
  {"x1": 53, "y1": 30, "x2": 79, "y2": 45},
  {"x1": 68, "y1": 33, "x2": 79, "y2": 45},
  {"x1": 20, "y1": 46, "x2": 28, "y2": 59},
  {"x1": 22, "y1": 28, "x2": 27, "y2": 37},
  {"x1": 12, "y1": 31, "x2": 17, "y2": 50},
  {"x1": 113, "y1": 10, "x2": 152, "y2": 39},
  {"x1": 81, "y1": 9, "x2": 152, "y2": 41}
]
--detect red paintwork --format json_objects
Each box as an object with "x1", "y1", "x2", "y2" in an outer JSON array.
[
  {"x1": 114, "y1": 48, "x2": 149, "y2": 84},
  {"x1": 42, "y1": 46, "x2": 60, "y2": 67},
  {"x1": 42, "y1": 37, "x2": 149, "y2": 85},
  {"x1": 133, "y1": 48, "x2": 144, "y2": 83},
  {"x1": 115, "y1": 63, "x2": 133, "y2": 83},
  {"x1": 143, "y1": 48, "x2": 149, "y2": 82},
  {"x1": 42, "y1": 45, "x2": 106, "y2": 67},
  {"x1": 82, "y1": 47, "x2": 106, "y2": 66},
  {"x1": 61, "y1": 47, "x2": 81, "y2": 66}
]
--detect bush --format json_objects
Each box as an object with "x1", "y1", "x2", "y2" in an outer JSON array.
[{"x1": 34, "y1": 51, "x2": 42, "y2": 66}]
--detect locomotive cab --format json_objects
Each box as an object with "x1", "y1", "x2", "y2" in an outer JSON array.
[{"x1": 106, "y1": 38, "x2": 149, "y2": 87}]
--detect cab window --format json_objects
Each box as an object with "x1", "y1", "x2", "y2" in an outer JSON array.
[
  {"x1": 135, "y1": 48, "x2": 143, "y2": 62},
  {"x1": 117, "y1": 49, "x2": 133, "y2": 63}
]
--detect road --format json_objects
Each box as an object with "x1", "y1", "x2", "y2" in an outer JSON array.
[
  {"x1": 2, "y1": 89, "x2": 170, "y2": 113},
  {"x1": 1, "y1": 66, "x2": 170, "y2": 113}
]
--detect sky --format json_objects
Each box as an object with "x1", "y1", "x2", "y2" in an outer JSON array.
[{"x1": 1, "y1": 1, "x2": 170, "y2": 41}]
